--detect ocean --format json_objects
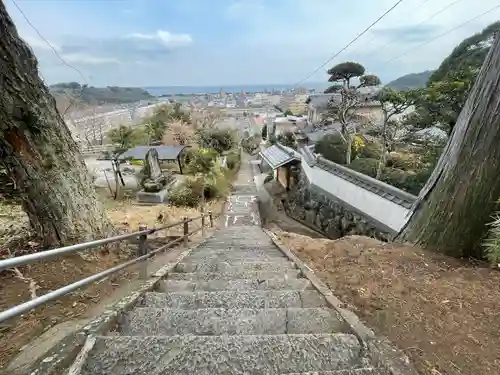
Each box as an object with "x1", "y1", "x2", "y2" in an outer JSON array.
[{"x1": 144, "y1": 83, "x2": 328, "y2": 96}]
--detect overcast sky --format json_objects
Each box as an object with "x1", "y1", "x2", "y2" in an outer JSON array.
[{"x1": 6, "y1": 0, "x2": 500, "y2": 87}]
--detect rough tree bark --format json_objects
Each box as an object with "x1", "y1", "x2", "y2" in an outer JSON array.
[
  {"x1": 397, "y1": 33, "x2": 500, "y2": 258},
  {"x1": 0, "y1": 4, "x2": 114, "y2": 246}
]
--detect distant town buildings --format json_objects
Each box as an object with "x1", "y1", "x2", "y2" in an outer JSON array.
[{"x1": 279, "y1": 94, "x2": 309, "y2": 115}]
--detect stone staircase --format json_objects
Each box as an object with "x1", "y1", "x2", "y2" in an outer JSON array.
[{"x1": 74, "y1": 157, "x2": 388, "y2": 374}]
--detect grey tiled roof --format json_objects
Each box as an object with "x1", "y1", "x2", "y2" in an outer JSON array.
[
  {"x1": 315, "y1": 157, "x2": 416, "y2": 209},
  {"x1": 118, "y1": 145, "x2": 186, "y2": 160},
  {"x1": 259, "y1": 144, "x2": 300, "y2": 169}
]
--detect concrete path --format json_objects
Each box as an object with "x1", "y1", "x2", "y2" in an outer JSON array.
[{"x1": 74, "y1": 153, "x2": 388, "y2": 374}]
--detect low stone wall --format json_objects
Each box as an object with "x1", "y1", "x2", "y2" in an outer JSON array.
[{"x1": 283, "y1": 170, "x2": 394, "y2": 241}]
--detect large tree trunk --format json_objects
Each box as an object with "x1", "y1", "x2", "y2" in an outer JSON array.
[
  {"x1": 397, "y1": 33, "x2": 500, "y2": 258},
  {"x1": 0, "y1": 4, "x2": 113, "y2": 246}
]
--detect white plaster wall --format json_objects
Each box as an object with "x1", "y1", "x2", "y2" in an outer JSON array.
[{"x1": 302, "y1": 161, "x2": 410, "y2": 232}]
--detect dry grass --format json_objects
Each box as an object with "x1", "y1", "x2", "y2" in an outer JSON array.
[
  {"x1": 274, "y1": 230, "x2": 500, "y2": 375},
  {"x1": 0, "y1": 196, "x2": 224, "y2": 369},
  {"x1": 105, "y1": 196, "x2": 223, "y2": 238}
]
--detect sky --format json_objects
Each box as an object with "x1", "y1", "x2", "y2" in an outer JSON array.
[{"x1": 5, "y1": 0, "x2": 500, "y2": 87}]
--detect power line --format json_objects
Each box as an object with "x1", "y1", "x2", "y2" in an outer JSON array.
[
  {"x1": 9, "y1": 0, "x2": 88, "y2": 85},
  {"x1": 349, "y1": 0, "x2": 433, "y2": 56},
  {"x1": 294, "y1": 0, "x2": 405, "y2": 87},
  {"x1": 362, "y1": 0, "x2": 465, "y2": 58},
  {"x1": 9, "y1": 0, "x2": 89, "y2": 116},
  {"x1": 381, "y1": 3, "x2": 500, "y2": 66}
]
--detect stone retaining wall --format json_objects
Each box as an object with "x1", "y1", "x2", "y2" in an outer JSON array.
[{"x1": 283, "y1": 170, "x2": 393, "y2": 241}]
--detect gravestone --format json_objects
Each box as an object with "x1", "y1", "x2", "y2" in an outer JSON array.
[{"x1": 136, "y1": 148, "x2": 174, "y2": 204}]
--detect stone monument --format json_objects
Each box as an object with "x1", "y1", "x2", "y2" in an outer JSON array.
[{"x1": 136, "y1": 148, "x2": 174, "y2": 204}]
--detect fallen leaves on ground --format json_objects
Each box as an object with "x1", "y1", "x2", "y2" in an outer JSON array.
[
  {"x1": 274, "y1": 230, "x2": 500, "y2": 375},
  {"x1": 0, "y1": 198, "x2": 223, "y2": 369}
]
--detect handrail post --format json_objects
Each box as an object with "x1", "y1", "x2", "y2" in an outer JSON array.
[
  {"x1": 138, "y1": 224, "x2": 148, "y2": 279},
  {"x1": 208, "y1": 211, "x2": 213, "y2": 227},
  {"x1": 183, "y1": 217, "x2": 189, "y2": 247},
  {"x1": 201, "y1": 213, "x2": 206, "y2": 236}
]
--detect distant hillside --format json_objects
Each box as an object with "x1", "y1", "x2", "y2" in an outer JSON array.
[
  {"x1": 50, "y1": 82, "x2": 154, "y2": 113},
  {"x1": 386, "y1": 71, "x2": 434, "y2": 91}
]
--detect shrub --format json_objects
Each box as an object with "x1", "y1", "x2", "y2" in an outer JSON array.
[
  {"x1": 168, "y1": 182, "x2": 201, "y2": 207},
  {"x1": 348, "y1": 158, "x2": 378, "y2": 178},
  {"x1": 484, "y1": 215, "x2": 500, "y2": 264},
  {"x1": 241, "y1": 135, "x2": 260, "y2": 154},
  {"x1": 129, "y1": 159, "x2": 144, "y2": 166},
  {"x1": 379, "y1": 168, "x2": 428, "y2": 195},
  {"x1": 315, "y1": 134, "x2": 348, "y2": 164},
  {"x1": 197, "y1": 128, "x2": 235, "y2": 154},
  {"x1": 186, "y1": 148, "x2": 218, "y2": 175},
  {"x1": 169, "y1": 163, "x2": 230, "y2": 207},
  {"x1": 225, "y1": 150, "x2": 241, "y2": 170},
  {"x1": 386, "y1": 152, "x2": 422, "y2": 171},
  {"x1": 276, "y1": 131, "x2": 296, "y2": 149},
  {"x1": 358, "y1": 141, "x2": 383, "y2": 159}
]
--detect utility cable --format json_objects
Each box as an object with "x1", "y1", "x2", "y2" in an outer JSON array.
[
  {"x1": 381, "y1": 3, "x2": 500, "y2": 65},
  {"x1": 9, "y1": 0, "x2": 90, "y2": 115},
  {"x1": 294, "y1": 0, "x2": 405, "y2": 87},
  {"x1": 362, "y1": 0, "x2": 466, "y2": 58}
]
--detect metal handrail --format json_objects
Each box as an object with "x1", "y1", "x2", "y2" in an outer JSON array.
[
  {"x1": 0, "y1": 215, "x2": 204, "y2": 272},
  {"x1": 0, "y1": 211, "x2": 215, "y2": 324}
]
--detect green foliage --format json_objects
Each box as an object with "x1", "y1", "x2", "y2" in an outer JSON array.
[
  {"x1": 386, "y1": 153, "x2": 422, "y2": 171},
  {"x1": 186, "y1": 148, "x2": 218, "y2": 175},
  {"x1": 50, "y1": 83, "x2": 153, "y2": 105},
  {"x1": 170, "y1": 148, "x2": 232, "y2": 207},
  {"x1": 359, "y1": 74, "x2": 381, "y2": 87},
  {"x1": 107, "y1": 125, "x2": 146, "y2": 150},
  {"x1": 283, "y1": 110, "x2": 294, "y2": 116},
  {"x1": 241, "y1": 135, "x2": 260, "y2": 154},
  {"x1": 225, "y1": 150, "x2": 241, "y2": 170},
  {"x1": 405, "y1": 22, "x2": 500, "y2": 135},
  {"x1": 378, "y1": 87, "x2": 420, "y2": 111},
  {"x1": 196, "y1": 128, "x2": 235, "y2": 154},
  {"x1": 143, "y1": 120, "x2": 168, "y2": 144},
  {"x1": 430, "y1": 21, "x2": 500, "y2": 83},
  {"x1": 327, "y1": 62, "x2": 365, "y2": 83},
  {"x1": 276, "y1": 131, "x2": 296, "y2": 149},
  {"x1": 168, "y1": 180, "x2": 201, "y2": 207},
  {"x1": 484, "y1": 214, "x2": 500, "y2": 264},
  {"x1": 315, "y1": 133, "x2": 362, "y2": 164},
  {"x1": 358, "y1": 141, "x2": 383, "y2": 159},
  {"x1": 348, "y1": 158, "x2": 378, "y2": 178},
  {"x1": 268, "y1": 134, "x2": 277, "y2": 145},
  {"x1": 419, "y1": 69, "x2": 474, "y2": 134},
  {"x1": 324, "y1": 85, "x2": 342, "y2": 94},
  {"x1": 261, "y1": 124, "x2": 268, "y2": 140}
]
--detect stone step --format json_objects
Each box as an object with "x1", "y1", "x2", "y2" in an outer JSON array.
[
  {"x1": 190, "y1": 251, "x2": 284, "y2": 259},
  {"x1": 182, "y1": 254, "x2": 290, "y2": 263},
  {"x1": 80, "y1": 334, "x2": 363, "y2": 375},
  {"x1": 283, "y1": 370, "x2": 385, "y2": 375},
  {"x1": 192, "y1": 246, "x2": 283, "y2": 254},
  {"x1": 198, "y1": 242, "x2": 277, "y2": 249},
  {"x1": 167, "y1": 269, "x2": 301, "y2": 281},
  {"x1": 142, "y1": 290, "x2": 326, "y2": 309},
  {"x1": 159, "y1": 278, "x2": 313, "y2": 292},
  {"x1": 208, "y1": 233, "x2": 267, "y2": 240},
  {"x1": 175, "y1": 261, "x2": 296, "y2": 273},
  {"x1": 123, "y1": 308, "x2": 349, "y2": 336}
]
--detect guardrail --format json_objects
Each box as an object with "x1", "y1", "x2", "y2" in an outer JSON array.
[{"x1": 0, "y1": 212, "x2": 215, "y2": 324}]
